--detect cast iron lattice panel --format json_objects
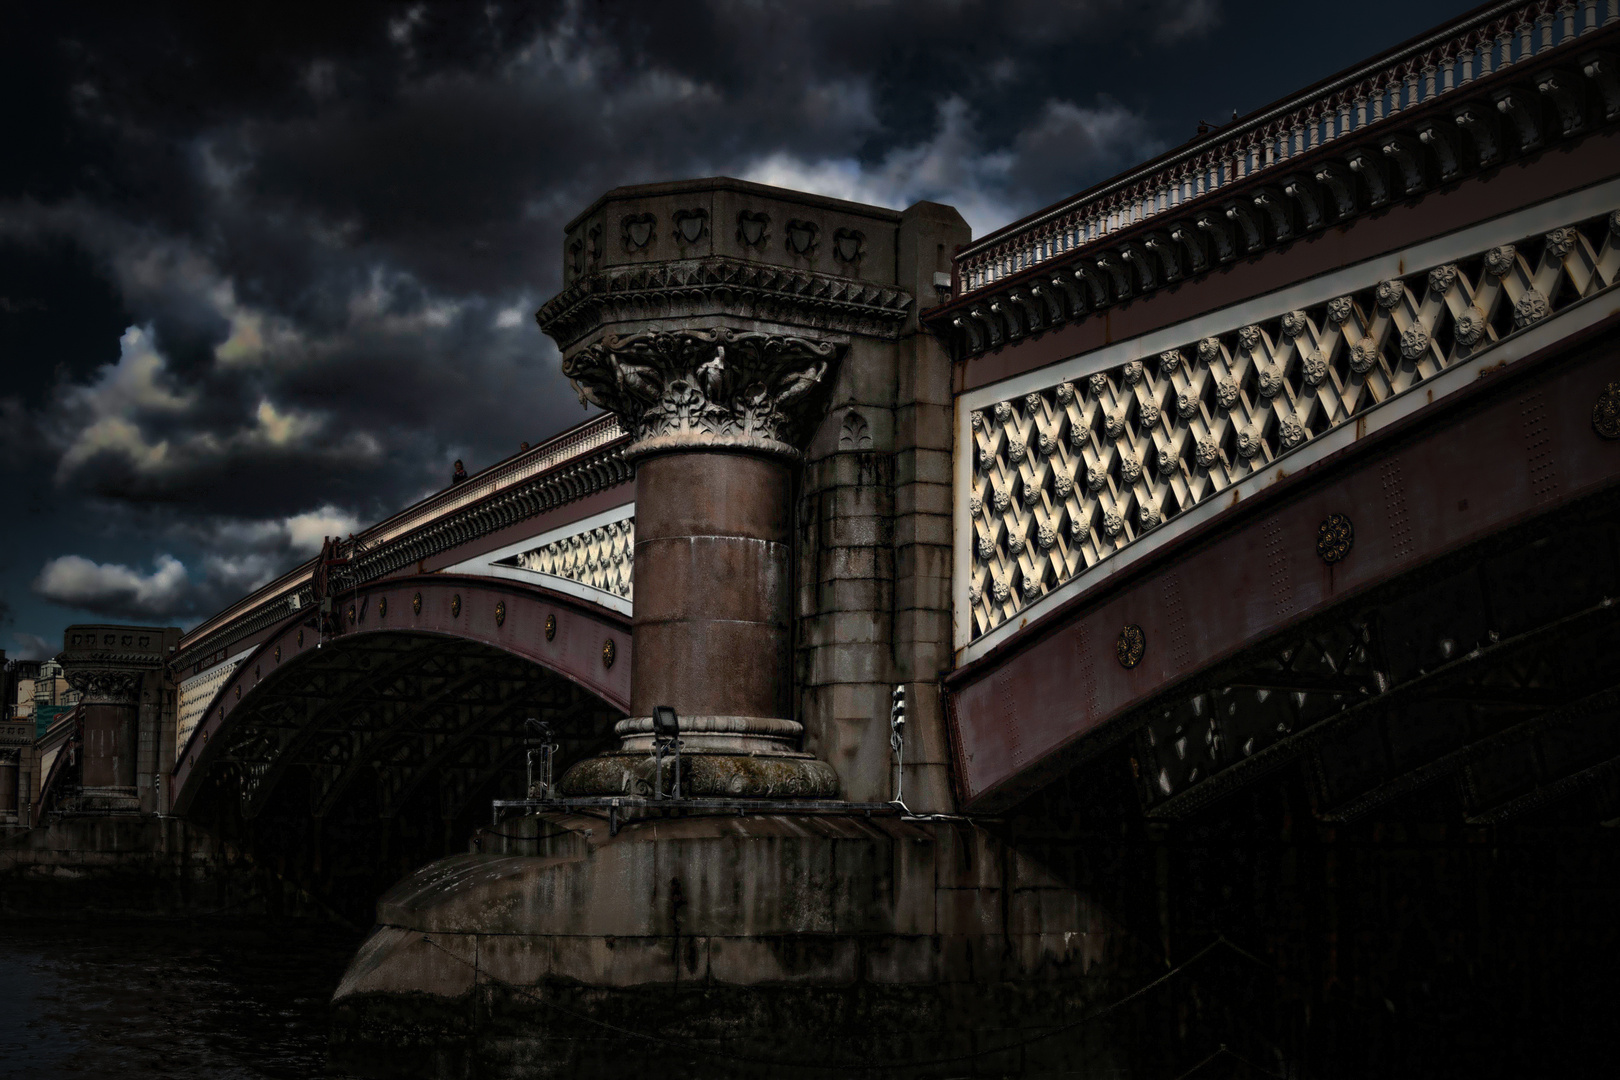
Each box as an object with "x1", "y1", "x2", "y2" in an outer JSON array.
[
  {"x1": 497, "y1": 516, "x2": 634, "y2": 602},
  {"x1": 966, "y1": 209, "x2": 1620, "y2": 640}
]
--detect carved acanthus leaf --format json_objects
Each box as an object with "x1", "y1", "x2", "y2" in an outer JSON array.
[{"x1": 564, "y1": 328, "x2": 845, "y2": 458}]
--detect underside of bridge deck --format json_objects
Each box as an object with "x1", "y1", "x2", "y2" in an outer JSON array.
[
  {"x1": 180, "y1": 631, "x2": 622, "y2": 920},
  {"x1": 996, "y1": 481, "x2": 1620, "y2": 1075}
]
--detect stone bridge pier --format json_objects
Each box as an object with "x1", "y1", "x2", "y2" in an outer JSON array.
[{"x1": 330, "y1": 180, "x2": 1145, "y2": 1075}]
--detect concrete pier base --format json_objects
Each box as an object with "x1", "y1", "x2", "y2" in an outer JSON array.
[{"x1": 330, "y1": 812, "x2": 1153, "y2": 1079}]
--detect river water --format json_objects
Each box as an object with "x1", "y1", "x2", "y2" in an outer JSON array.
[{"x1": 0, "y1": 920, "x2": 364, "y2": 1078}]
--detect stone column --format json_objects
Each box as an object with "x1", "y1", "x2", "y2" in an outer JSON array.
[
  {"x1": 556, "y1": 327, "x2": 841, "y2": 797},
  {"x1": 63, "y1": 668, "x2": 143, "y2": 798}
]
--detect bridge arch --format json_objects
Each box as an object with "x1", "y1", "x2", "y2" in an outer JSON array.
[{"x1": 170, "y1": 578, "x2": 628, "y2": 914}]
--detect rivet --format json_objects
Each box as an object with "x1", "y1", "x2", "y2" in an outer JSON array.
[
  {"x1": 1116, "y1": 624, "x2": 1146, "y2": 669},
  {"x1": 1316, "y1": 512, "x2": 1355, "y2": 564}
]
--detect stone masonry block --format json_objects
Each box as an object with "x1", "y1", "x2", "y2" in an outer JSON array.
[
  {"x1": 895, "y1": 573, "x2": 950, "y2": 614},
  {"x1": 893, "y1": 637, "x2": 953, "y2": 685},
  {"x1": 895, "y1": 447, "x2": 952, "y2": 488},
  {"x1": 821, "y1": 577, "x2": 892, "y2": 613},
  {"x1": 823, "y1": 513, "x2": 887, "y2": 548},
  {"x1": 896, "y1": 543, "x2": 952, "y2": 584},
  {"x1": 896, "y1": 333, "x2": 955, "y2": 407},
  {"x1": 896, "y1": 402, "x2": 954, "y2": 453},
  {"x1": 894, "y1": 511, "x2": 953, "y2": 549},
  {"x1": 895, "y1": 481, "x2": 952, "y2": 517},
  {"x1": 895, "y1": 608, "x2": 952, "y2": 648},
  {"x1": 808, "y1": 643, "x2": 885, "y2": 687},
  {"x1": 821, "y1": 545, "x2": 878, "y2": 583},
  {"x1": 831, "y1": 610, "x2": 886, "y2": 645},
  {"x1": 827, "y1": 451, "x2": 893, "y2": 492}
]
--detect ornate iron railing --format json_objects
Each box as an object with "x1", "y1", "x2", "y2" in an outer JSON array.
[{"x1": 955, "y1": 0, "x2": 1617, "y2": 297}]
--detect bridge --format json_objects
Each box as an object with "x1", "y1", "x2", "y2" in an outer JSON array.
[{"x1": 18, "y1": 3, "x2": 1620, "y2": 1073}]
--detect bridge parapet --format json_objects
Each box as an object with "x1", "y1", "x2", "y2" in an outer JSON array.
[
  {"x1": 173, "y1": 414, "x2": 631, "y2": 676},
  {"x1": 941, "y1": 0, "x2": 1620, "y2": 349}
]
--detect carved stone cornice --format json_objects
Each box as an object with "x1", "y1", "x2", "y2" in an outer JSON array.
[
  {"x1": 537, "y1": 255, "x2": 913, "y2": 349},
  {"x1": 562, "y1": 328, "x2": 844, "y2": 459},
  {"x1": 63, "y1": 668, "x2": 144, "y2": 706}
]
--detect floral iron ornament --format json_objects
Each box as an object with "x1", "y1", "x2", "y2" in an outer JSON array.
[{"x1": 563, "y1": 327, "x2": 844, "y2": 459}]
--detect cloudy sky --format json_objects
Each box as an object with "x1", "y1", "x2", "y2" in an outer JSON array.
[{"x1": 0, "y1": 0, "x2": 1469, "y2": 658}]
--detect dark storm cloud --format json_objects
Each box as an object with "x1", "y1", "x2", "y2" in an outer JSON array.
[{"x1": 0, "y1": 0, "x2": 1473, "y2": 631}]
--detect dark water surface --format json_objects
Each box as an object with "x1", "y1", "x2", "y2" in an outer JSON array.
[{"x1": 0, "y1": 920, "x2": 364, "y2": 1079}]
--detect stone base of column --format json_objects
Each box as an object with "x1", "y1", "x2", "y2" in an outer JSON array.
[
  {"x1": 556, "y1": 732, "x2": 836, "y2": 798},
  {"x1": 558, "y1": 714, "x2": 840, "y2": 798}
]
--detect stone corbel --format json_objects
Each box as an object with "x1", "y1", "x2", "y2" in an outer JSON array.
[
  {"x1": 1535, "y1": 70, "x2": 1586, "y2": 135},
  {"x1": 1493, "y1": 87, "x2": 1543, "y2": 152},
  {"x1": 1028, "y1": 283, "x2": 1065, "y2": 325},
  {"x1": 1346, "y1": 148, "x2": 1390, "y2": 207},
  {"x1": 1416, "y1": 121, "x2": 1462, "y2": 181},
  {"x1": 1169, "y1": 223, "x2": 1208, "y2": 274},
  {"x1": 562, "y1": 327, "x2": 845, "y2": 460},
  {"x1": 1074, "y1": 263, "x2": 1111, "y2": 307},
  {"x1": 952, "y1": 314, "x2": 986, "y2": 354},
  {"x1": 1195, "y1": 212, "x2": 1236, "y2": 262},
  {"x1": 969, "y1": 303, "x2": 1004, "y2": 348},
  {"x1": 1453, "y1": 104, "x2": 1502, "y2": 166},
  {"x1": 1582, "y1": 53, "x2": 1620, "y2": 121},
  {"x1": 1141, "y1": 232, "x2": 1183, "y2": 283},
  {"x1": 1281, "y1": 176, "x2": 1325, "y2": 231},
  {"x1": 1251, "y1": 189, "x2": 1293, "y2": 243},
  {"x1": 1050, "y1": 272, "x2": 1087, "y2": 318},
  {"x1": 990, "y1": 296, "x2": 1025, "y2": 340},
  {"x1": 1313, "y1": 161, "x2": 1358, "y2": 219},
  {"x1": 1223, "y1": 200, "x2": 1264, "y2": 252},
  {"x1": 1118, "y1": 243, "x2": 1157, "y2": 291},
  {"x1": 1094, "y1": 253, "x2": 1133, "y2": 299},
  {"x1": 1380, "y1": 133, "x2": 1426, "y2": 195}
]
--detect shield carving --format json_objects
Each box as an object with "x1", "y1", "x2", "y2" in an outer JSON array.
[
  {"x1": 673, "y1": 209, "x2": 708, "y2": 243},
  {"x1": 737, "y1": 210, "x2": 768, "y2": 247},
  {"x1": 785, "y1": 219, "x2": 818, "y2": 255},
  {"x1": 834, "y1": 228, "x2": 863, "y2": 263},
  {"x1": 622, "y1": 213, "x2": 655, "y2": 251}
]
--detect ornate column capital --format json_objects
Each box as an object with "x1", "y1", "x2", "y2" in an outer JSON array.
[
  {"x1": 63, "y1": 668, "x2": 143, "y2": 706},
  {"x1": 562, "y1": 328, "x2": 843, "y2": 460}
]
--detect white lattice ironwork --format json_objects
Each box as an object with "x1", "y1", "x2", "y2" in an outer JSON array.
[
  {"x1": 965, "y1": 206, "x2": 1620, "y2": 641},
  {"x1": 498, "y1": 517, "x2": 635, "y2": 602},
  {"x1": 177, "y1": 648, "x2": 252, "y2": 751}
]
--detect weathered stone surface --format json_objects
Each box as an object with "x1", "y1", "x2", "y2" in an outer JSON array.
[{"x1": 331, "y1": 812, "x2": 1143, "y2": 1078}]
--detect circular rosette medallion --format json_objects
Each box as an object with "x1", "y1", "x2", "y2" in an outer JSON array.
[
  {"x1": 1116, "y1": 624, "x2": 1146, "y2": 669},
  {"x1": 545, "y1": 614, "x2": 557, "y2": 641},
  {"x1": 602, "y1": 638, "x2": 617, "y2": 669},
  {"x1": 1594, "y1": 382, "x2": 1620, "y2": 440},
  {"x1": 1316, "y1": 513, "x2": 1355, "y2": 564}
]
